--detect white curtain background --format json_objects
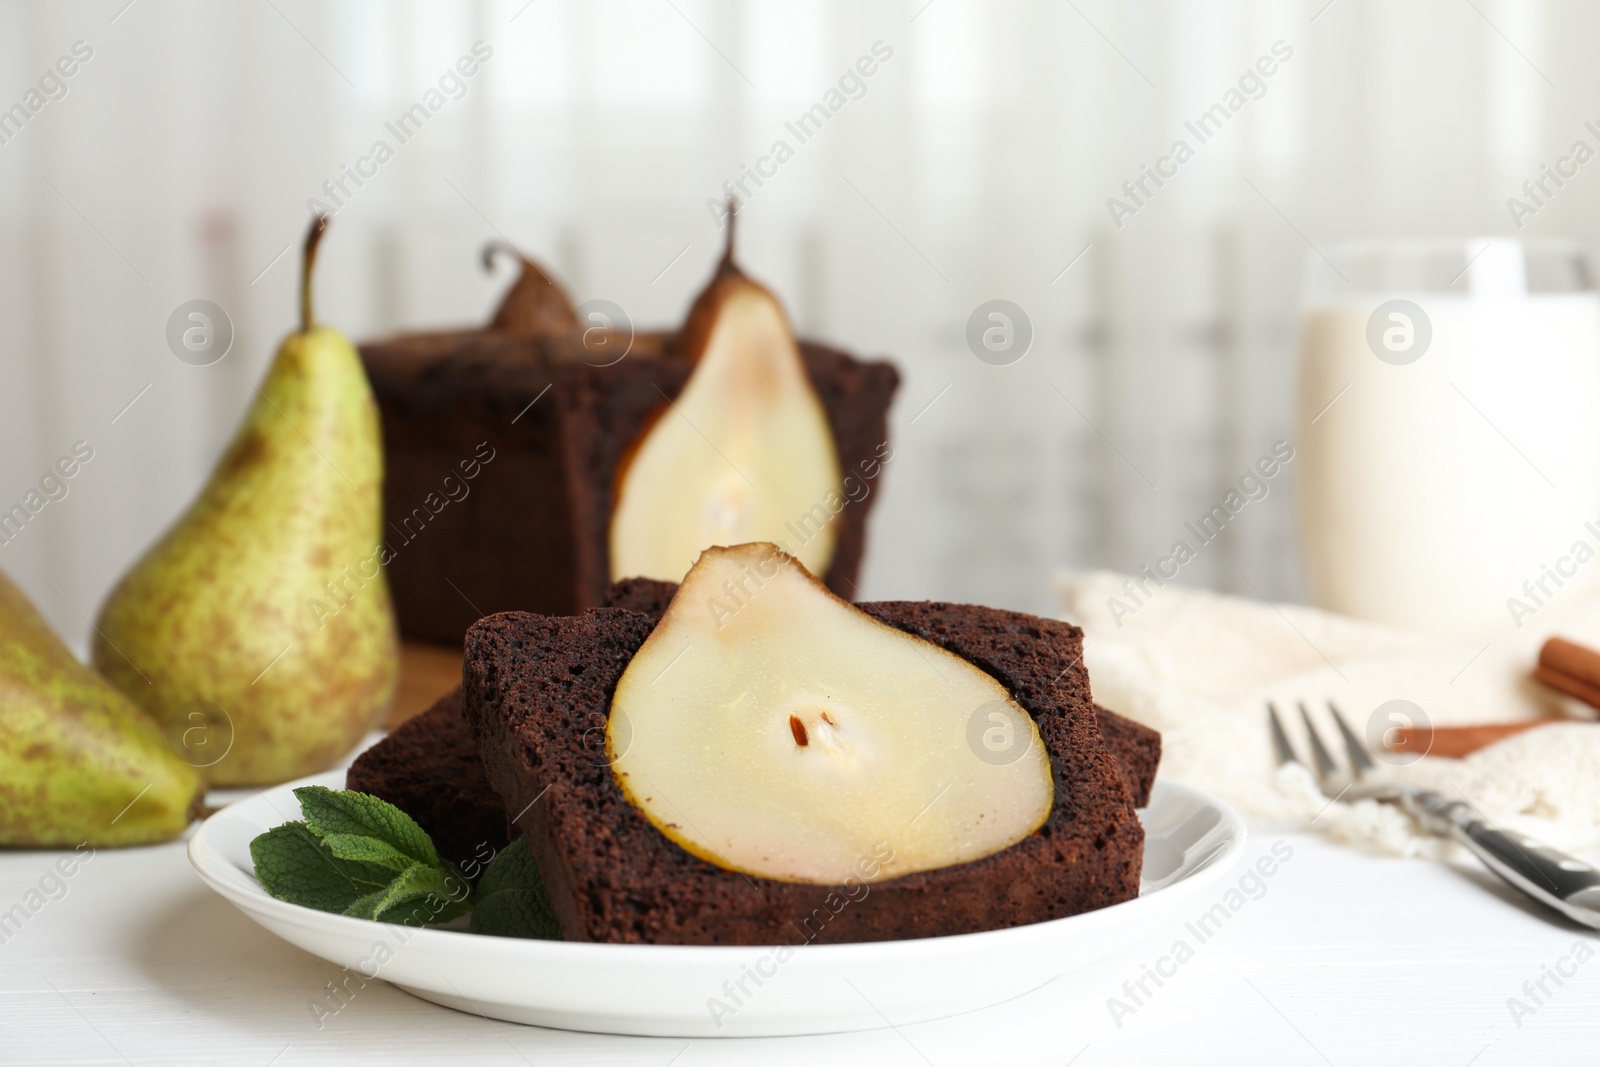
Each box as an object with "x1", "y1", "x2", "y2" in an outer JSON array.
[{"x1": 0, "y1": 0, "x2": 1585, "y2": 646}]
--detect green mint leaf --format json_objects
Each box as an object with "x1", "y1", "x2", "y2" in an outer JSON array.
[
  {"x1": 250, "y1": 789, "x2": 470, "y2": 928},
  {"x1": 249, "y1": 822, "x2": 395, "y2": 912},
  {"x1": 470, "y1": 839, "x2": 562, "y2": 940},
  {"x1": 340, "y1": 889, "x2": 387, "y2": 920},
  {"x1": 372, "y1": 863, "x2": 472, "y2": 927},
  {"x1": 293, "y1": 786, "x2": 439, "y2": 868},
  {"x1": 320, "y1": 833, "x2": 415, "y2": 872}
]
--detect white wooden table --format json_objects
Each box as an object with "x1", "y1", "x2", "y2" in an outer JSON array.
[{"x1": 3, "y1": 763, "x2": 1597, "y2": 1066}]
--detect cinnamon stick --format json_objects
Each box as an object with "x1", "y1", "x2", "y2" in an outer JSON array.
[
  {"x1": 1534, "y1": 665, "x2": 1600, "y2": 712},
  {"x1": 1537, "y1": 637, "x2": 1600, "y2": 712},
  {"x1": 1379, "y1": 636, "x2": 1600, "y2": 758},
  {"x1": 1388, "y1": 722, "x2": 1551, "y2": 759}
]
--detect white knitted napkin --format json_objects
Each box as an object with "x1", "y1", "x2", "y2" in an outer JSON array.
[{"x1": 1056, "y1": 570, "x2": 1600, "y2": 856}]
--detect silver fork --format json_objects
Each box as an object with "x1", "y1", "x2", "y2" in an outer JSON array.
[{"x1": 1269, "y1": 700, "x2": 1600, "y2": 929}]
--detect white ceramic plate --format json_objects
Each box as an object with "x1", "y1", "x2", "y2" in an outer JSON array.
[{"x1": 190, "y1": 773, "x2": 1245, "y2": 1037}]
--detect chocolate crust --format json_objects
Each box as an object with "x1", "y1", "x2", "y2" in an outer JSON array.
[
  {"x1": 360, "y1": 331, "x2": 899, "y2": 646},
  {"x1": 462, "y1": 602, "x2": 1144, "y2": 945},
  {"x1": 345, "y1": 688, "x2": 510, "y2": 867}
]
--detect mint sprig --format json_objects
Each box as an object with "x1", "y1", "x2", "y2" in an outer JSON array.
[
  {"x1": 248, "y1": 786, "x2": 559, "y2": 938},
  {"x1": 250, "y1": 787, "x2": 468, "y2": 927}
]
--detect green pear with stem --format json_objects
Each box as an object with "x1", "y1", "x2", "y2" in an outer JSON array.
[
  {"x1": 93, "y1": 215, "x2": 399, "y2": 786},
  {"x1": 0, "y1": 567, "x2": 201, "y2": 846}
]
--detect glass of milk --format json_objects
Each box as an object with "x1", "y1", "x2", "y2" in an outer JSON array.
[{"x1": 1297, "y1": 239, "x2": 1600, "y2": 638}]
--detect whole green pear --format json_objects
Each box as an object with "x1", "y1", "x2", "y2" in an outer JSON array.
[
  {"x1": 93, "y1": 216, "x2": 399, "y2": 786},
  {"x1": 0, "y1": 567, "x2": 201, "y2": 846}
]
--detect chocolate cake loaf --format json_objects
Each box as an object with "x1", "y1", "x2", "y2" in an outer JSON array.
[
  {"x1": 345, "y1": 688, "x2": 510, "y2": 867},
  {"x1": 348, "y1": 581, "x2": 1159, "y2": 871},
  {"x1": 361, "y1": 260, "x2": 898, "y2": 647},
  {"x1": 461, "y1": 601, "x2": 1148, "y2": 945}
]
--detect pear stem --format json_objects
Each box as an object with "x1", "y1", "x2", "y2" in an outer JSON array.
[
  {"x1": 720, "y1": 196, "x2": 738, "y2": 272},
  {"x1": 300, "y1": 213, "x2": 329, "y2": 333},
  {"x1": 481, "y1": 239, "x2": 528, "y2": 274}
]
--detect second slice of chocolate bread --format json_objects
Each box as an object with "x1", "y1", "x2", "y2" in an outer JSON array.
[
  {"x1": 1093, "y1": 704, "x2": 1159, "y2": 808},
  {"x1": 462, "y1": 603, "x2": 1145, "y2": 945},
  {"x1": 346, "y1": 688, "x2": 511, "y2": 868}
]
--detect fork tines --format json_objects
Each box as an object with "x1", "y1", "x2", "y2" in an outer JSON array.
[
  {"x1": 1267, "y1": 700, "x2": 1378, "y2": 778},
  {"x1": 1267, "y1": 702, "x2": 1297, "y2": 766}
]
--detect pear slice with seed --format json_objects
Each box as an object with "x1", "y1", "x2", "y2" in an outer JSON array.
[{"x1": 608, "y1": 543, "x2": 1053, "y2": 885}]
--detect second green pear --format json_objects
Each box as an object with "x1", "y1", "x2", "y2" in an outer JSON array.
[
  {"x1": 93, "y1": 217, "x2": 398, "y2": 786},
  {"x1": 0, "y1": 567, "x2": 200, "y2": 846}
]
